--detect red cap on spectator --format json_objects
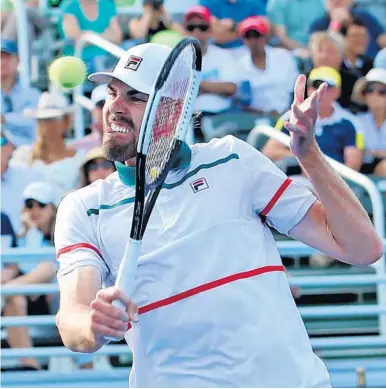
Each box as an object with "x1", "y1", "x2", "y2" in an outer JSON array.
[
  {"x1": 239, "y1": 16, "x2": 270, "y2": 37},
  {"x1": 184, "y1": 6, "x2": 212, "y2": 23}
]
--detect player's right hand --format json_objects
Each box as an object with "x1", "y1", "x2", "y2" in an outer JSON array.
[{"x1": 89, "y1": 287, "x2": 138, "y2": 341}]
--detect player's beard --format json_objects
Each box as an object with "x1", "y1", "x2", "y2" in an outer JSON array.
[{"x1": 102, "y1": 115, "x2": 138, "y2": 161}]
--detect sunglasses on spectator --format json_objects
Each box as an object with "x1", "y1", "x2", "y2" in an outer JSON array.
[
  {"x1": 186, "y1": 24, "x2": 210, "y2": 32},
  {"x1": 243, "y1": 30, "x2": 265, "y2": 39},
  {"x1": 25, "y1": 199, "x2": 48, "y2": 209},
  {"x1": 363, "y1": 84, "x2": 386, "y2": 96},
  {"x1": 87, "y1": 160, "x2": 114, "y2": 172},
  {"x1": 308, "y1": 80, "x2": 336, "y2": 89},
  {"x1": 1, "y1": 135, "x2": 9, "y2": 147}
]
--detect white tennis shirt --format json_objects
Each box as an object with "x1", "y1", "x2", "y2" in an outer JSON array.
[{"x1": 55, "y1": 136, "x2": 331, "y2": 388}]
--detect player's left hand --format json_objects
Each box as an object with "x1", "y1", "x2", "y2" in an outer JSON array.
[{"x1": 284, "y1": 74, "x2": 327, "y2": 159}]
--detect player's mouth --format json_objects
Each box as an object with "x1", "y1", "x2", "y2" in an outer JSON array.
[{"x1": 108, "y1": 123, "x2": 132, "y2": 134}]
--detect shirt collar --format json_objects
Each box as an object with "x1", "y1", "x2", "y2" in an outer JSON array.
[{"x1": 115, "y1": 141, "x2": 192, "y2": 187}]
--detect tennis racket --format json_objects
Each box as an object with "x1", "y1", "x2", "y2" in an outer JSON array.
[{"x1": 107, "y1": 38, "x2": 202, "y2": 338}]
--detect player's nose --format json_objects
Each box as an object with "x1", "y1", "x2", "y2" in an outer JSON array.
[{"x1": 109, "y1": 94, "x2": 130, "y2": 115}]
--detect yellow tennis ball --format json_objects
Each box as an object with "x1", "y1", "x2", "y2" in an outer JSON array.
[
  {"x1": 48, "y1": 56, "x2": 87, "y2": 90},
  {"x1": 150, "y1": 167, "x2": 158, "y2": 179}
]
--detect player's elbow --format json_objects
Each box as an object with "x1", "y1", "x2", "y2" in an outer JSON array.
[{"x1": 346, "y1": 233, "x2": 384, "y2": 265}]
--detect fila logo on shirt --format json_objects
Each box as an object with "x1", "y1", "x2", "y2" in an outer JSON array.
[
  {"x1": 191, "y1": 178, "x2": 209, "y2": 193},
  {"x1": 124, "y1": 55, "x2": 143, "y2": 71}
]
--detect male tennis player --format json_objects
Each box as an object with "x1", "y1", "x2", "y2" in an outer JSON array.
[{"x1": 55, "y1": 43, "x2": 382, "y2": 388}]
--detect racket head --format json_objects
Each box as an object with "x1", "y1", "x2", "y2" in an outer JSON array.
[{"x1": 136, "y1": 37, "x2": 202, "y2": 190}]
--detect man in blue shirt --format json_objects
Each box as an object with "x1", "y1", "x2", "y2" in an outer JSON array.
[
  {"x1": 309, "y1": 0, "x2": 386, "y2": 59},
  {"x1": 200, "y1": 0, "x2": 266, "y2": 55},
  {"x1": 1, "y1": 40, "x2": 41, "y2": 147}
]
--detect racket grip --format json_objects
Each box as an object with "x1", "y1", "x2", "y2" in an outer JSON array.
[{"x1": 103, "y1": 239, "x2": 141, "y2": 343}]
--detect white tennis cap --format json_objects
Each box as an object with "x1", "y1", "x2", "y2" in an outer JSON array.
[
  {"x1": 89, "y1": 43, "x2": 172, "y2": 95},
  {"x1": 23, "y1": 181, "x2": 63, "y2": 206}
]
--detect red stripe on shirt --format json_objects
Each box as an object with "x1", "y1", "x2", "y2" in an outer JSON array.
[
  {"x1": 260, "y1": 178, "x2": 292, "y2": 217},
  {"x1": 56, "y1": 243, "x2": 102, "y2": 259},
  {"x1": 127, "y1": 265, "x2": 285, "y2": 330}
]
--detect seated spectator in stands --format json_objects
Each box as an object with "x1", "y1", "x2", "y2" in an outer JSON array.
[
  {"x1": 1, "y1": 0, "x2": 51, "y2": 56},
  {"x1": 79, "y1": 147, "x2": 115, "y2": 187},
  {"x1": 69, "y1": 85, "x2": 105, "y2": 152},
  {"x1": 263, "y1": 67, "x2": 363, "y2": 173},
  {"x1": 352, "y1": 68, "x2": 386, "y2": 176},
  {"x1": 375, "y1": 47, "x2": 386, "y2": 68},
  {"x1": 10, "y1": 92, "x2": 86, "y2": 193},
  {"x1": 340, "y1": 17, "x2": 374, "y2": 111},
  {"x1": 59, "y1": 0, "x2": 122, "y2": 72},
  {"x1": 309, "y1": 0, "x2": 386, "y2": 59},
  {"x1": 236, "y1": 17, "x2": 298, "y2": 122},
  {"x1": 200, "y1": 0, "x2": 266, "y2": 57},
  {"x1": 308, "y1": 31, "x2": 359, "y2": 110},
  {"x1": 2, "y1": 181, "x2": 58, "y2": 370},
  {"x1": 267, "y1": 0, "x2": 325, "y2": 51},
  {"x1": 1, "y1": 40, "x2": 41, "y2": 147},
  {"x1": 184, "y1": 5, "x2": 237, "y2": 140},
  {"x1": 1, "y1": 133, "x2": 41, "y2": 233},
  {"x1": 128, "y1": 0, "x2": 184, "y2": 42}
]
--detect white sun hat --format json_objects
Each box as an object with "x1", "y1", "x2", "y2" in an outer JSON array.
[
  {"x1": 22, "y1": 181, "x2": 63, "y2": 207},
  {"x1": 88, "y1": 43, "x2": 172, "y2": 95},
  {"x1": 24, "y1": 91, "x2": 73, "y2": 120}
]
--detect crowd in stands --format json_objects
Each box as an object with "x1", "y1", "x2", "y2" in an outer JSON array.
[{"x1": 1, "y1": 0, "x2": 386, "y2": 371}]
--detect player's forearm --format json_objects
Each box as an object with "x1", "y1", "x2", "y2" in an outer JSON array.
[
  {"x1": 299, "y1": 143, "x2": 383, "y2": 264},
  {"x1": 56, "y1": 305, "x2": 107, "y2": 353}
]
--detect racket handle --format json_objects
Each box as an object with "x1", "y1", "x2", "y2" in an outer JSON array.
[{"x1": 103, "y1": 239, "x2": 142, "y2": 343}]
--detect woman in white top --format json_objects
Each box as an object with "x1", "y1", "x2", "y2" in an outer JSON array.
[
  {"x1": 10, "y1": 91, "x2": 87, "y2": 192},
  {"x1": 352, "y1": 68, "x2": 386, "y2": 176}
]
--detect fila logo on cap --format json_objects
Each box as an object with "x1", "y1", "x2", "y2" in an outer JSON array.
[
  {"x1": 191, "y1": 178, "x2": 209, "y2": 193},
  {"x1": 124, "y1": 55, "x2": 143, "y2": 71}
]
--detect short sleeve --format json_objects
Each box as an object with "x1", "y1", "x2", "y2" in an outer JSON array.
[
  {"x1": 232, "y1": 137, "x2": 317, "y2": 235},
  {"x1": 54, "y1": 191, "x2": 109, "y2": 282},
  {"x1": 267, "y1": 0, "x2": 286, "y2": 27},
  {"x1": 342, "y1": 118, "x2": 364, "y2": 150}
]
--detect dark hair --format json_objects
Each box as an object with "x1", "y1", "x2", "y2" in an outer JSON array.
[{"x1": 340, "y1": 16, "x2": 367, "y2": 36}]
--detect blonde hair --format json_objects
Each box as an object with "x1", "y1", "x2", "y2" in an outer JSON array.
[{"x1": 309, "y1": 31, "x2": 344, "y2": 57}]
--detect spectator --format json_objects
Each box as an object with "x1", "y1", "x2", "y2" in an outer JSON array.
[
  {"x1": 2, "y1": 181, "x2": 59, "y2": 370},
  {"x1": 184, "y1": 5, "x2": 237, "y2": 140},
  {"x1": 309, "y1": 0, "x2": 386, "y2": 59},
  {"x1": 128, "y1": 0, "x2": 184, "y2": 42},
  {"x1": 308, "y1": 31, "x2": 360, "y2": 110},
  {"x1": 1, "y1": 0, "x2": 51, "y2": 55},
  {"x1": 1, "y1": 40, "x2": 41, "y2": 147},
  {"x1": 375, "y1": 47, "x2": 386, "y2": 68},
  {"x1": 340, "y1": 17, "x2": 374, "y2": 111},
  {"x1": 10, "y1": 92, "x2": 87, "y2": 193},
  {"x1": 200, "y1": 0, "x2": 266, "y2": 57},
  {"x1": 236, "y1": 16, "x2": 298, "y2": 121},
  {"x1": 267, "y1": 0, "x2": 325, "y2": 51},
  {"x1": 263, "y1": 66, "x2": 364, "y2": 173},
  {"x1": 1, "y1": 211, "x2": 17, "y2": 250},
  {"x1": 69, "y1": 84, "x2": 105, "y2": 152},
  {"x1": 352, "y1": 68, "x2": 386, "y2": 176},
  {"x1": 1, "y1": 133, "x2": 41, "y2": 233},
  {"x1": 59, "y1": 0, "x2": 122, "y2": 72},
  {"x1": 79, "y1": 148, "x2": 115, "y2": 187}
]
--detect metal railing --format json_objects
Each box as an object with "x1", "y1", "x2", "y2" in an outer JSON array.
[
  {"x1": 73, "y1": 33, "x2": 125, "y2": 140},
  {"x1": 12, "y1": 0, "x2": 30, "y2": 88},
  {"x1": 247, "y1": 125, "x2": 386, "y2": 335}
]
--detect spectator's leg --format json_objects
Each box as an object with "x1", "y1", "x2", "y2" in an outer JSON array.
[
  {"x1": 374, "y1": 159, "x2": 386, "y2": 177},
  {"x1": 4, "y1": 295, "x2": 41, "y2": 369}
]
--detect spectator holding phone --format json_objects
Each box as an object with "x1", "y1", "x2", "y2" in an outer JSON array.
[
  {"x1": 352, "y1": 68, "x2": 386, "y2": 176},
  {"x1": 128, "y1": 0, "x2": 184, "y2": 42}
]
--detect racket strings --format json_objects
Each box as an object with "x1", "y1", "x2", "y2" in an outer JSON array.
[{"x1": 145, "y1": 45, "x2": 197, "y2": 186}]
